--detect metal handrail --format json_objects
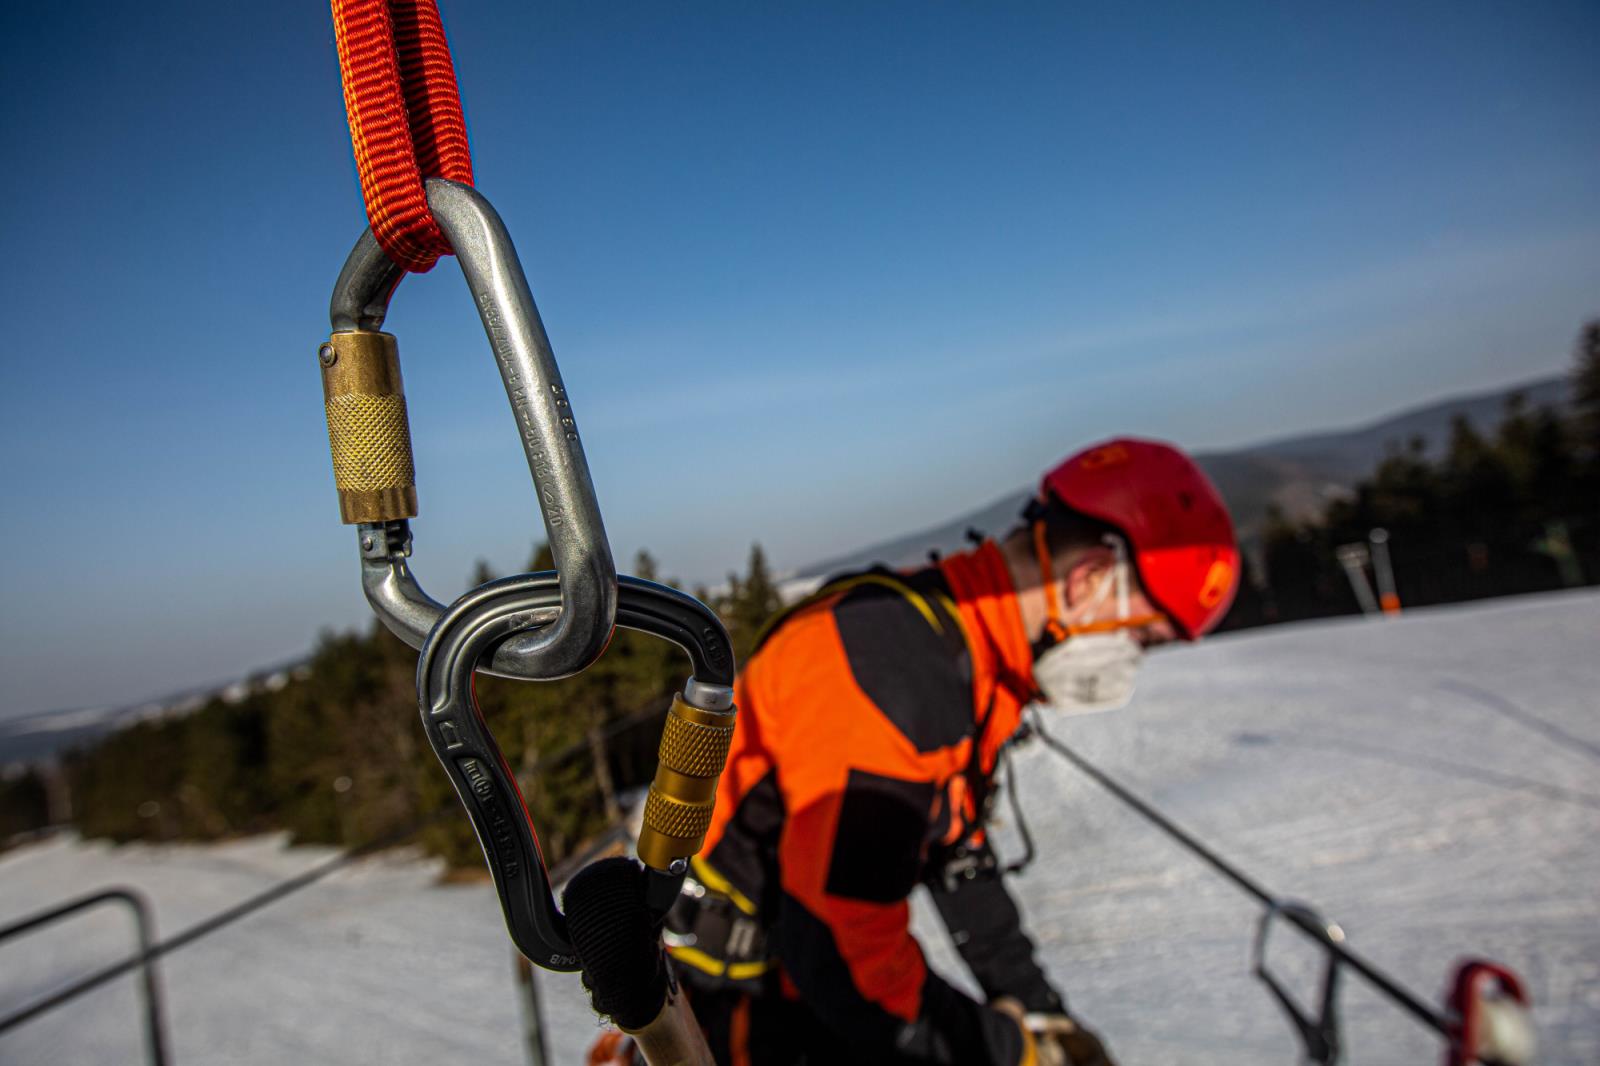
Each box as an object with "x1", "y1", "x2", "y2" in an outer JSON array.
[{"x1": 0, "y1": 886, "x2": 170, "y2": 1065}]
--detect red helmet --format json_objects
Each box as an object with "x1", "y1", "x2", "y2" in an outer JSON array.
[{"x1": 1040, "y1": 438, "x2": 1238, "y2": 639}]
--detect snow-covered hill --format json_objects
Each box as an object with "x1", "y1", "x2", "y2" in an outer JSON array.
[{"x1": 2, "y1": 591, "x2": 1596, "y2": 1065}]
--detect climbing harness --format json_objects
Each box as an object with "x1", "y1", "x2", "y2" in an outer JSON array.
[
  {"x1": 1023, "y1": 709, "x2": 1535, "y2": 1066},
  {"x1": 320, "y1": 4, "x2": 732, "y2": 1061}
]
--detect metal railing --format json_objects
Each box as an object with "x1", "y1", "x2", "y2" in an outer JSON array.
[
  {"x1": 0, "y1": 886, "x2": 170, "y2": 1065},
  {"x1": 0, "y1": 700, "x2": 678, "y2": 1062}
]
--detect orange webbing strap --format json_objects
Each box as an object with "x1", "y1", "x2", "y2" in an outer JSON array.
[{"x1": 332, "y1": 0, "x2": 474, "y2": 272}]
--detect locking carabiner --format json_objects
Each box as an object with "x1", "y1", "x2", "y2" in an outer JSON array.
[
  {"x1": 416, "y1": 574, "x2": 736, "y2": 970},
  {"x1": 319, "y1": 178, "x2": 617, "y2": 679}
]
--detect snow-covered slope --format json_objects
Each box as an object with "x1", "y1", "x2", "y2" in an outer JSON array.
[{"x1": 2, "y1": 591, "x2": 1597, "y2": 1065}]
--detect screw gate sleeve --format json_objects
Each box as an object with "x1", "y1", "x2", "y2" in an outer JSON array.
[
  {"x1": 320, "y1": 330, "x2": 418, "y2": 524},
  {"x1": 636, "y1": 695, "x2": 736, "y2": 871}
]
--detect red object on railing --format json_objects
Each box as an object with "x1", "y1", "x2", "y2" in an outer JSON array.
[
  {"x1": 1444, "y1": 959, "x2": 1533, "y2": 1066},
  {"x1": 331, "y1": 0, "x2": 474, "y2": 272}
]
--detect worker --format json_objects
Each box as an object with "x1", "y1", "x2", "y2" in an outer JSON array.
[{"x1": 665, "y1": 438, "x2": 1239, "y2": 1066}]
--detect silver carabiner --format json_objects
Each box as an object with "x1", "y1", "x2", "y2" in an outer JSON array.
[{"x1": 320, "y1": 178, "x2": 616, "y2": 679}]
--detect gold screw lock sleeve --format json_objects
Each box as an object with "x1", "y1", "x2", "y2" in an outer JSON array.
[
  {"x1": 637, "y1": 695, "x2": 735, "y2": 871},
  {"x1": 319, "y1": 330, "x2": 418, "y2": 524}
]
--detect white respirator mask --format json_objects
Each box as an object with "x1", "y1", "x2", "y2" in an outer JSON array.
[{"x1": 1030, "y1": 530, "x2": 1151, "y2": 716}]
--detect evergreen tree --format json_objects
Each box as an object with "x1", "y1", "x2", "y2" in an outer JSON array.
[
  {"x1": 266, "y1": 629, "x2": 384, "y2": 846},
  {"x1": 633, "y1": 549, "x2": 659, "y2": 583},
  {"x1": 722, "y1": 543, "x2": 784, "y2": 665},
  {"x1": 72, "y1": 717, "x2": 189, "y2": 841},
  {"x1": 182, "y1": 694, "x2": 271, "y2": 836},
  {"x1": 1442, "y1": 415, "x2": 1515, "y2": 544},
  {"x1": 1366, "y1": 435, "x2": 1436, "y2": 530},
  {"x1": 0, "y1": 768, "x2": 52, "y2": 847},
  {"x1": 1574, "y1": 318, "x2": 1600, "y2": 460}
]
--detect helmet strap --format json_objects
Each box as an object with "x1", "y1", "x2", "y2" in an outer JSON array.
[
  {"x1": 1034, "y1": 524, "x2": 1156, "y2": 653},
  {"x1": 1032, "y1": 516, "x2": 1069, "y2": 647},
  {"x1": 1107, "y1": 533, "x2": 1131, "y2": 619},
  {"x1": 1061, "y1": 535, "x2": 1164, "y2": 635}
]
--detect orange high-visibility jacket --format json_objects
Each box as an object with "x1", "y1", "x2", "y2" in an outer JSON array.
[{"x1": 696, "y1": 541, "x2": 1048, "y2": 1063}]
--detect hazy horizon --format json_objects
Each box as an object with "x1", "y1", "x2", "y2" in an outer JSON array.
[{"x1": 1, "y1": 367, "x2": 1576, "y2": 724}]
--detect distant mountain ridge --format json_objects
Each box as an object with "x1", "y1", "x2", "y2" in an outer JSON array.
[
  {"x1": 4, "y1": 375, "x2": 1568, "y2": 766},
  {"x1": 790, "y1": 375, "x2": 1570, "y2": 586},
  {"x1": 0, "y1": 658, "x2": 308, "y2": 768}
]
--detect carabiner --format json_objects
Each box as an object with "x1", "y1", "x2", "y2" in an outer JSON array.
[
  {"x1": 319, "y1": 178, "x2": 616, "y2": 679},
  {"x1": 415, "y1": 573, "x2": 736, "y2": 970},
  {"x1": 1445, "y1": 960, "x2": 1535, "y2": 1066}
]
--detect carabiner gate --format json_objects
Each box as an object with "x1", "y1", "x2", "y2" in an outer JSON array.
[{"x1": 319, "y1": 178, "x2": 616, "y2": 679}]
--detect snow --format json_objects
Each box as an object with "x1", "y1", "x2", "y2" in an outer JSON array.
[{"x1": 3, "y1": 590, "x2": 1598, "y2": 1065}]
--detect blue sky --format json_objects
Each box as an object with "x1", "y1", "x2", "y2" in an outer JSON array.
[{"x1": 1, "y1": 1, "x2": 1596, "y2": 719}]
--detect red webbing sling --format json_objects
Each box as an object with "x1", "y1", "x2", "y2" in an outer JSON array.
[{"x1": 331, "y1": 0, "x2": 474, "y2": 272}]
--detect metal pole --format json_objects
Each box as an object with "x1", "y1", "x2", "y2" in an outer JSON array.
[
  {"x1": 1335, "y1": 543, "x2": 1380, "y2": 616},
  {"x1": 513, "y1": 949, "x2": 549, "y2": 1066},
  {"x1": 1368, "y1": 529, "x2": 1401, "y2": 615}
]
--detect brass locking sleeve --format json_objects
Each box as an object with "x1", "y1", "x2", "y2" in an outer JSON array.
[
  {"x1": 319, "y1": 330, "x2": 418, "y2": 524},
  {"x1": 637, "y1": 695, "x2": 736, "y2": 871}
]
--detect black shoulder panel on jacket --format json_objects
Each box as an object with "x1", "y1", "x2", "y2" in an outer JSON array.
[
  {"x1": 832, "y1": 581, "x2": 972, "y2": 753},
  {"x1": 825, "y1": 769, "x2": 936, "y2": 904}
]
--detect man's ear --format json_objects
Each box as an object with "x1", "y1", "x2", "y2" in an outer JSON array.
[{"x1": 1062, "y1": 546, "x2": 1116, "y2": 612}]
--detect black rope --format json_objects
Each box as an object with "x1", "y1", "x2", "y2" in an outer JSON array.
[
  {"x1": 1026, "y1": 710, "x2": 1277, "y2": 904},
  {"x1": 1025, "y1": 709, "x2": 1455, "y2": 1038},
  {"x1": 998, "y1": 746, "x2": 1036, "y2": 876}
]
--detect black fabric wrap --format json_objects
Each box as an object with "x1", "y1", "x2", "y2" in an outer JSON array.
[{"x1": 562, "y1": 857, "x2": 667, "y2": 1030}]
